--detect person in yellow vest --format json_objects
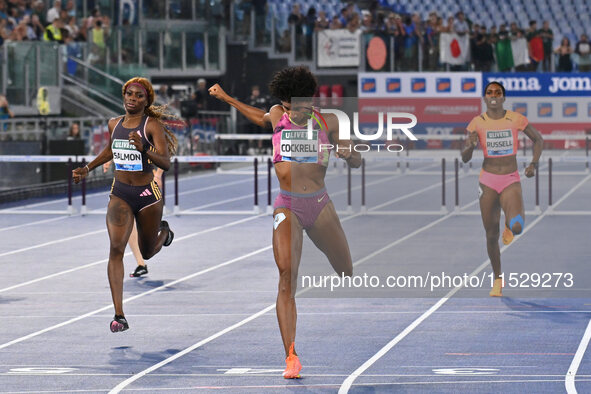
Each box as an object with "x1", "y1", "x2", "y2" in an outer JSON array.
[{"x1": 43, "y1": 18, "x2": 64, "y2": 43}]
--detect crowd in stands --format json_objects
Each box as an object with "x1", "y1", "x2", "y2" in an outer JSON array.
[
  {"x1": 279, "y1": 1, "x2": 590, "y2": 72},
  {"x1": 0, "y1": 0, "x2": 109, "y2": 54}
]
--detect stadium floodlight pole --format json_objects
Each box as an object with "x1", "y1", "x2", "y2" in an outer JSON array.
[
  {"x1": 80, "y1": 158, "x2": 87, "y2": 216},
  {"x1": 174, "y1": 158, "x2": 180, "y2": 215}
]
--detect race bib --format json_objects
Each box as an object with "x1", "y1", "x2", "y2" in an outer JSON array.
[
  {"x1": 279, "y1": 129, "x2": 318, "y2": 163},
  {"x1": 112, "y1": 138, "x2": 143, "y2": 171},
  {"x1": 485, "y1": 129, "x2": 514, "y2": 156}
]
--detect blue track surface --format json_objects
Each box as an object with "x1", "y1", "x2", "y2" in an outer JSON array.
[{"x1": 1, "y1": 152, "x2": 590, "y2": 393}]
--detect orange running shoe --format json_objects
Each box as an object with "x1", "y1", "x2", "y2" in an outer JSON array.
[
  {"x1": 489, "y1": 278, "x2": 503, "y2": 297},
  {"x1": 502, "y1": 226, "x2": 514, "y2": 245},
  {"x1": 283, "y1": 343, "x2": 302, "y2": 379}
]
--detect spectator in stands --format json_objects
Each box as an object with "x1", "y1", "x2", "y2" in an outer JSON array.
[
  {"x1": 90, "y1": 17, "x2": 108, "y2": 50},
  {"x1": 555, "y1": 36, "x2": 573, "y2": 72},
  {"x1": 46, "y1": 0, "x2": 60, "y2": 24},
  {"x1": 315, "y1": 10, "x2": 329, "y2": 31},
  {"x1": 401, "y1": 14, "x2": 420, "y2": 71},
  {"x1": 496, "y1": 24, "x2": 513, "y2": 72},
  {"x1": 453, "y1": 11, "x2": 468, "y2": 36},
  {"x1": 329, "y1": 15, "x2": 342, "y2": 29},
  {"x1": 304, "y1": 7, "x2": 316, "y2": 59},
  {"x1": 360, "y1": 10, "x2": 374, "y2": 33},
  {"x1": 513, "y1": 28, "x2": 529, "y2": 71},
  {"x1": 444, "y1": 15, "x2": 454, "y2": 33},
  {"x1": 32, "y1": 0, "x2": 46, "y2": 27},
  {"x1": 0, "y1": 94, "x2": 14, "y2": 120},
  {"x1": 287, "y1": 4, "x2": 304, "y2": 57},
  {"x1": 470, "y1": 23, "x2": 481, "y2": 68},
  {"x1": 527, "y1": 21, "x2": 544, "y2": 71},
  {"x1": 67, "y1": 122, "x2": 81, "y2": 140},
  {"x1": 338, "y1": 4, "x2": 353, "y2": 27},
  {"x1": 245, "y1": 85, "x2": 271, "y2": 153},
  {"x1": 64, "y1": 15, "x2": 79, "y2": 40},
  {"x1": 156, "y1": 84, "x2": 171, "y2": 104},
  {"x1": 65, "y1": 0, "x2": 75, "y2": 18},
  {"x1": 424, "y1": 11, "x2": 440, "y2": 71},
  {"x1": 193, "y1": 78, "x2": 209, "y2": 110},
  {"x1": 478, "y1": 25, "x2": 495, "y2": 71},
  {"x1": 29, "y1": 14, "x2": 44, "y2": 40},
  {"x1": 575, "y1": 34, "x2": 591, "y2": 72},
  {"x1": 43, "y1": 17, "x2": 63, "y2": 42},
  {"x1": 509, "y1": 22, "x2": 521, "y2": 39},
  {"x1": 540, "y1": 20, "x2": 554, "y2": 71},
  {"x1": 347, "y1": 12, "x2": 360, "y2": 33},
  {"x1": 392, "y1": 13, "x2": 405, "y2": 71}
]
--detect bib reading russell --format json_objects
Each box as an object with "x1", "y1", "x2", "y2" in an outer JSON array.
[{"x1": 466, "y1": 110, "x2": 528, "y2": 158}]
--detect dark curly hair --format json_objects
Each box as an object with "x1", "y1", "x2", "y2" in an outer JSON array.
[{"x1": 268, "y1": 66, "x2": 318, "y2": 102}]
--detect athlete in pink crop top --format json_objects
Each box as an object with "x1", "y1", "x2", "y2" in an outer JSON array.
[
  {"x1": 209, "y1": 66, "x2": 361, "y2": 379},
  {"x1": 272, "y1": 110, "x2": 332, "y2": 166},
  {"x1": 462, "y1": 81, "x2": 543, "y2": 296}
]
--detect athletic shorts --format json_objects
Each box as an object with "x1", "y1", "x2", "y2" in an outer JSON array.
[
  {"x1": 479, "y1": 169, "x2": 520, "y2": 194},
  {"x1": 273, "y1": 187, "x2": 330, "y2": 229},
  {"x1": 110, "y1": 179, "x2": 162, "y2": 214}
]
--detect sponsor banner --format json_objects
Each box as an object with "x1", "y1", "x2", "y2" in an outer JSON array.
[
  {"x1": 483, "y1": 97, "x2": 591, "y2": 123},
  {"x1": 483, "y1": 73, "x2": 591, "y2": 96},
  {"x1": 359, "y1": 72, "x2": 482, "y2": 98},
  {"x1": 531, "y1": 123, "x2": 589, "y2": 149},
  {"x1": 359, "y1": 98, "x2": 481, "y2": 123},
  {"x1": 317, "y1": 29, "x2": 361, "y2": 68}
]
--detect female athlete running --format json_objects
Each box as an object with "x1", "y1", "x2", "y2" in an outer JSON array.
[
  {"x1": 209, "y1": 66, "x2": 361, "y2": 377},
  {"x1": 462, "y1": 81, "x2": 543, "y2": 296}
]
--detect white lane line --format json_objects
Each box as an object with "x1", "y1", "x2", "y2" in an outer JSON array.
[
  {"x1": 107, "y1": 197, "x2": 477, "y2": 394},
  {"x1": 0, "y1": 245, "x2": 272, "y2": 351},
  {"x1": 0, "y1": 215, "x2": 263, "y2": 294},
  {"x1": 338, "y1": 174, "x2": 591, "y2": 394},
  {"x1": 566, "y1": 318, "x2": 591, "y2": 393},
  {"x1": 0, "y1": 229, "x2": 105, "y2": 259},
  {"x1": 0, "y1": 215, "x2": 70, "y2": 233}
]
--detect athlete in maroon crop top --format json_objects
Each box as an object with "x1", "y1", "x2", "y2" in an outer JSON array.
[{"x1": 72, "y1": 77, "x2": 178, "y2": 332}]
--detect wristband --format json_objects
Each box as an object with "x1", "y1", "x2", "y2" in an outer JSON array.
[
  {"x1": 85, "y1": 164, "x2": 90, "y2": 173},
  {"x1": 530, "y1": 161, "x2": 538, "y2": 169}
]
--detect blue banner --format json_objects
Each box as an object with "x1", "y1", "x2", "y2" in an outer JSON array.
[{"x1": 483, "y1": 73, "x2": 591, "y2": 97}]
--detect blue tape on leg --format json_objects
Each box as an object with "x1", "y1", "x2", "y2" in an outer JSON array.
[{"x1": 509, "y1": 214, "x2": 524, "y2": 234}]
